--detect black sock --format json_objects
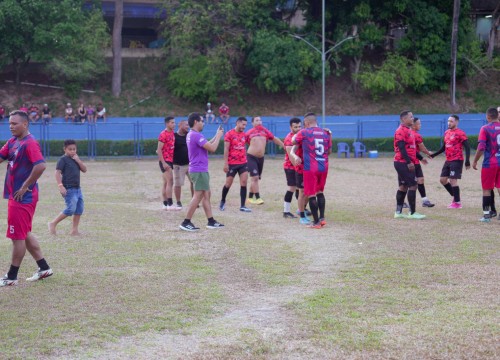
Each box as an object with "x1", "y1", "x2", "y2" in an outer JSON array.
[
  {"x1": 207, "y1": 217, "x2": 215, "y2": 224},
  {"x1": 396, "y1": 190, "x2": 407, "y2": 213},
  {"x1": 417, "y1": 183, "x2": 426, "y2": 198},
  {"x1": 452, "y1": 186, "x2": 460, "y2": 203},
  {"x1": 249, "y1": 192, "x2": 254, "y2": 199},
  {"x1": 284, "y1": 191, "x2": 293, "y2": 204},
  {"x1": 167, "y1": 198, "x2": 173, "y2": 206},
  {"x1": 36, "y1": 258, "x2": 50, "y2": 271},
  {"x1": 182, "y1": 218, "x2": 191, "y2": 224},
  {"x1": 308, "y1": 196, "x2": 319, "y2": 223},
  {"x1": 221, "y1": 186, "x2": 230, "y2": 202},
  {"x1": 295, "y1": 190, "x2": 299, "y2": 200},
  {"x1": 255, "y1": 192, "x2": 260, "y2": 199},
  {"x1": 482, "y1": 195, "x2": 491, "y2": 214},
  {"x1": 491, "y1": 190, "x2": 496, "y2": 212},
  {"x1": 163, "y1": 200, "x2": 168, "y2": 206},
  {"x1": 317, "y1": 193, "x2": 326, "y2": 219},
  {"x1": 443, "y1": 183, "x2": 453, "y2": 196},
  {"x1": 408, "y1": 189, "x2": 417, "y2": 214},
  {"x1": 300, "y1": 211, "x2": 305, "y2": 218},
  {"x1": 7, "y1": 265, "x2": 19, "y2": 280},
  {"x1": 240, "y1": 186, "x2": 247, "y2": 207}
]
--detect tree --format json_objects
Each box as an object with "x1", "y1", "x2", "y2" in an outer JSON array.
[
  {"x1": 0, "y1": 0, "x2": 109, "y2": 89},
  {"x1": 487, "y1": 2, "x2": 500, "y2": 60},
  {"x1": 112, "y1": 0, "x2": 124, "y2": 97},
  {"x1": 450, "y1": 0, "x2": 460, "y2": 108}
]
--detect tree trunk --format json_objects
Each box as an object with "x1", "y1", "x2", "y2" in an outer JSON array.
[
  {"x1": 487, "y1": 2, "x2": 500, "y2": 60},
  {"x1": 450, "y1": 0, "x2": 460, "y2": 109},
  {"x1": 112, "y1": 0, "x2": 124, "y2": 98},
  {"x1": 350, "y1": 57, "x2": 362, "y2": 93}
]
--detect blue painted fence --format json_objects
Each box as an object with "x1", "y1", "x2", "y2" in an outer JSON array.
[{"x1": 0, "y1": 114, "x2": 487, "y2": 158}]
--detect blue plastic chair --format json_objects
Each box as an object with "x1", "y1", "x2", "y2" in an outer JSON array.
[
  {"x1": 352, "y1": 141, "x2": 367, "y2": 158},
  {"x1": 337, "y1": 142, "x2": 350, "y2": 158}
]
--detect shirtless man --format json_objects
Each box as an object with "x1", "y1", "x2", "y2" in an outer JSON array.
[{"x1": 245, "y1": 116, "x2": 284, "y2": 204}]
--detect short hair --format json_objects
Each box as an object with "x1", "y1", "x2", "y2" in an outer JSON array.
[
  {"x1": 236, "y1": 116, "x2": 247, "y2": 123},
  {"x1": 188, "y1": 112, "x2": 202, "y2": 128},
  {"x1": 164, "y1": 116, "x2": 175, "y2": 124},
  {"x1": 64, "y1": 139, "x2": 76, "y2": 148},
  {"x1": 304, "y1": 113, "x2": 317, "y2": 123},
  {"x1": 304, "y1": 112, "x2": 315, "y2": 118},
  {"x1": 413, "y1": 117, "x2": 420, "y2": 123},
  {"x1": 9, "y1": 110, "x2": 29, "y2": 122},
  {"x1": 400, "y1": 110, "x2": 411, "y2": 119},
  {"x1": 289, "y1": 117, "x2": 301, "y2": 126},
  {"x1": 450, "y1": 114, "x2": 459, "y2": 121},
  {"x1": 486, "y1": 107, "x2": 498, "y2": 120},
  {"x1": 251, "y1": 116, "x2": 261, "y2": 123}
]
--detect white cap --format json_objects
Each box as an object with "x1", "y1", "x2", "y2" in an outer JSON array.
[
  {"x1": 207, "y1": 102, "x2": 211, "y2": 106},
  {"x1": 67, "y1": 103, "x2": 71, "y2": 106},
  {"x1": 44, "y1": 103, "x2": 48, "y2": 106}
]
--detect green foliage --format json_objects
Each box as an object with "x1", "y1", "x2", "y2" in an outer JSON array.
[
  {"x1": 246, "y1": 30, "x2": 323, "y2": 93},
  {"x1": 358, "y1": 54, "x2": 429, "y2": 99}
]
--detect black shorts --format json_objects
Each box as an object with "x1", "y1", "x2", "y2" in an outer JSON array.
[
  {"x1": 159, "y1": 161, "x2": 173, "y2": 173},
  {"x1": 284, "y1": 169, "x2": 297, "y2": 187},
  {"x1": 227, "y1": 163, "x2": 248, "y2": 178},
  {"x1": 247, "y1": 154, "x2": 264, "y2": 179},
  {"x1": 440, "y1": 160, "x2": 463, "y2": 179},
  {"x1": 414, "y1": 164, "x2": 424, "y2": 178},
  {"x1": 295, "y1": 172, "x2": 304, "y2": 189},
  {"x1": 394, "y1": 161, "x2": 417, "y2": 187}
]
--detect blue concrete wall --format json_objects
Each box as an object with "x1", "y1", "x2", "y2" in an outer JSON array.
[{"x1": 0, "y1": 114, "x2": 488, "y2": 142}]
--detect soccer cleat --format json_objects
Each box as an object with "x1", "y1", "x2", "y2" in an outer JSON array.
[
  {"x1": 207, "y1": 221, "x2": 224, "y2": 229},
  {"x1": 240, "y1": 206, "x2": 252, "y2": 212},
  {"x1": 447, "y1": 201, "x2": 462, "y2": 209},
  {"x1": 166, "y1": 205, "x2": 177, "y2": 211},
  {"x1": 247, "y1": 198, "x2": 258, "y2": 205},
  {"x1": 479, "y1": 216, "x2": 491, "y2": 223},
  {"x1": 299, "y1": 217, "x2": 311, "y2": 225},
  {"x1": 0, "y1": 275, "x2": 18, "y2": 287},
  {"x1": 402, "y1": 202, "x2": 409, "y2": 209},
  {"x1": 407, "y1": 212, "x2": 426, "y2": 220},
  {"x1": 283, "y1": 212, "x2": 296, "y2": 219},
  {"x1": 490, "y1": 211, "x2": 497, "y2": 218},
  {"x1": 254, "y1": 198, "x2": 264, "y2": 205},
  {"x1": 162, "y1": 204, "x2": 169, "y2": 210},
  {"x1": 422, "y1": 200, "x2": 435, "y2": 207},
  {"x1": 319, "y1": 218, "x2": 327, "y2": 227},
  {"x1": 26, "y1": 268, "x2": 53, "y2": 282},
  {"x1": 179, "y1": 222, "x2": 200, "y2": 232},
  {"x1": 394, "y1": 212, "x2": 407, "y2": 219},
  {"x1": 175, "y1": 202, "x2": 183, "y2": 210},
  {"x1": 219, "y1": 201, "x2": 226, "y2": 211},
  {"x1": 307, "y1": 222, "x2": 322, "y2": 229}
]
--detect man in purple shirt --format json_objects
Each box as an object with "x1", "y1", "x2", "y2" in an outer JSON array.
[{"x1": 180, "y1": 112, "x2": 225, "y2": 231}]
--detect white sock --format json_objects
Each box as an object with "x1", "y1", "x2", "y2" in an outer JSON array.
[{"x1": 284, "y1": 202, "x2": 291, "y2": 212}]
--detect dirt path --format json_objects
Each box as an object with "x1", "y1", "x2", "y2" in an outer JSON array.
[{"x1": 74, "y1": 208, "x2": 355, "y2": 359}]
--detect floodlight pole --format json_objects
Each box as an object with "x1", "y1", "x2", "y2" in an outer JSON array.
[{"x1": 290, "y1": 0, "x2": 355, "y2": 127}]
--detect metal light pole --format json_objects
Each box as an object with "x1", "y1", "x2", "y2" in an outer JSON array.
[{"x1": 291, "y1": 0, "x2": 355, "y2": 127}]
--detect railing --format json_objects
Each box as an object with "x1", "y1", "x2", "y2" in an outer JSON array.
[{"x1": 0, "y1": 116, "x2": 487, "y2": 159}]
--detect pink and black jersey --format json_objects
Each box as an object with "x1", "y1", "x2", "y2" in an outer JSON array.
[
  {"x1": 444, "y1": 128, "x2": 467, "y2": 161},
  {"x1": 283, "y1": 132, "x2": 295, "y2": 170},
  {"x1": 394, "y1": 125, "x2": 417, "y2": 164},
  {"x1": 0, "y1": 134, "x2": 45, "y2": 204},
  {"x1": 294, "y1": 127, "x2": 331, "y2": 172},
  {"x1": 413, "y1": 131, "x2": 423, "y2": 165},
  {"x1": 224, "y1": 129, "x2": 247, "y2": 165},
  {"x1": 158, "y1": 129, "x2": 175, "y2": 162},
  {"x1": 245, "y1": 125, "x2": 274, "y2": 143},
  {"x1": 478, "y1": 122, "x2": 500, "y2": 168}
]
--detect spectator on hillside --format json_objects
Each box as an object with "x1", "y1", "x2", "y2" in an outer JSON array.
[
  {"x1": 95, "y1": 103, "x2": 106, "y2": 122},
  {"x1": 65, "y1": 103, "x2": 75, "y2": 123},
  {"x1": 41, "y1": 104, "x2": 52, "y2": 124},
  {"x1": 205, "y1": 102, "x2": 216, "y2": 124},
  {"x1": 76, "y1": 102, "x2": 87, "y2": 123},
  {"x1": 20, "y1": 103, "x2": 29, "y2": 113},
  {"x1": 28, "y1": 103, "x2": 40, "y2": 122},
  {"x1": 219, "y1": 102, "x2": 230, "y2": 124},
  {"x1": 0, "y1": 104, "x2": 5, "y2": 121},
  {"x1": 86, "y1": 104, "x2": 95, "y2": 123}
]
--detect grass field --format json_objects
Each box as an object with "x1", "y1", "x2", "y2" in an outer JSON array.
[{"x1": 0, "y1": 157, "x2": 498, "y2": 359}]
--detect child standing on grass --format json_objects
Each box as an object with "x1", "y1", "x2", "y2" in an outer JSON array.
[{"x1": 48, "y1": 140, "x2": 87, "y2": 236}]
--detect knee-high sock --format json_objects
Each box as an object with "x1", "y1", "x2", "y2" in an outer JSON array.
[
  {"x1": 452, "y1": 186, "x2": 460, "y2": 203},
  {"x1": 317, "y1": 193, "x2": 326, "y2": 219},
  {"x1": 221, "y1": 185, "x2": 230, "y2": 202},
  {"x1": 240, "y1": 186, "x2": 247, "y2": 207},
  {"x1": 417, "y1": 183, "x2": 426, "y2": 198},
  {"x1": 443, "y1": 183, "x2": 453, "y2": 196},
  {"x1": 408, "y1": 189, "x2": 417, "y2": 214},
  {"x1": 396, "y1": 190, "x2": 407, "y2": 213},
  {"x1": 491, "y1": 190, "x2": 496, "y2": 212},
  {"x1": 482, "y1": 195, "x2": 491, "y2": 215},
  {"x1": 308, "y1": 196, "x2": 319, "y2": 223},
  {"x1": 284, "y1": 191, "x2": 294, "y2": 212}
]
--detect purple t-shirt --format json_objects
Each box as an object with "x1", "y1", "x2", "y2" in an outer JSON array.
[{"x1": 187, "y1": 130, "x2": 208, "y2": 172}]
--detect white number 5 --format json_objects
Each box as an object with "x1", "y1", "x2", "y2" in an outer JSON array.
[
  {"x1": 315, "y1": 138, "x2": 325, "y2": 156},
  {"x1": 9, "y1": 225, "x2": 14, "y2": 234}
]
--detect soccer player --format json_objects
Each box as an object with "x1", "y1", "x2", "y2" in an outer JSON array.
[
  {"x1": 219, "y1": 116, "x2": 252, "y2": 212},
  {"x1": 283, "y1": 117, "x2": 301, "y2": 219},
  {"x1": 173, "y1": 120, "x2": 194, "y2": 210},
  {"x1": 156, "y1": 116, "x2": 177, "y2": 210},
  {"x1": 179, "y1": 112, "x2": 224, "y2": 231},
  {"x1": 430, "y1": 115, "x2": 471, "y2": 209},
  {"x1": 393, "y1": 111, "x2": 426, "y2": 219},
  {"x1": 246, "y1": 116, "x2": 284, "y2": 204},
  {"x1": 472, "y1": 107, "x2": 500, "y2": 222},
  {"x1": 291, "y1": 113, "x2": 332, "y2": 228},
  {"x1": 411, "y1": 117, "x2": 435, "y2": 207},
  {"x1": 0, "y1": 110, "x2": 53, "y2": 287}
]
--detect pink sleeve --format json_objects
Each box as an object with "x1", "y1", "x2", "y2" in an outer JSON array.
[
  {"x1": 0, "y1": 141, "x2": 9, "y2": 160},
  {"x1": 26, "y1": 140, "x2": 45, "y2": 165}
]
